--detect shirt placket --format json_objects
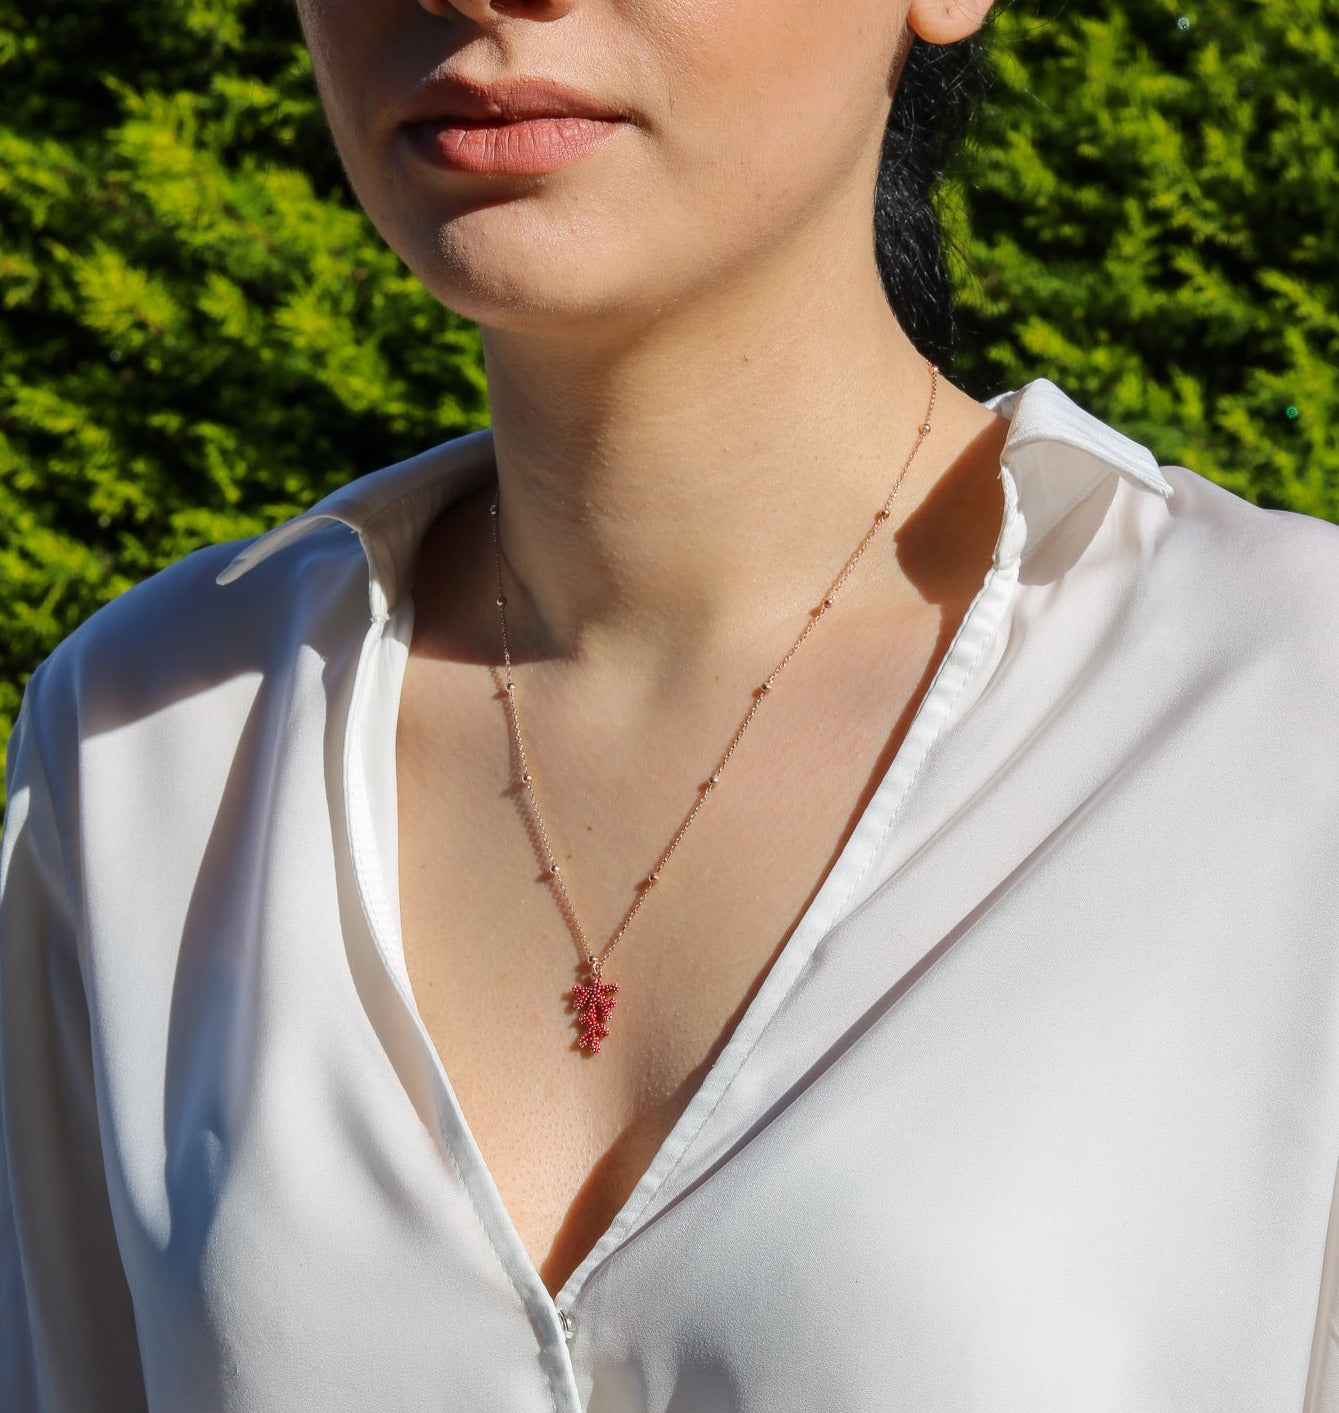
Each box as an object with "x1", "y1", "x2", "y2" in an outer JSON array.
[{"x1": 340, "y1": 587, "x2": 588, "y2": 1412}]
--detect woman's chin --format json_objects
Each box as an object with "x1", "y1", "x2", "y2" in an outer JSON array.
[
  {"x1": 403, "y1": 226, "x2": 665, "y2": 337},
  {"x1": 421, "y1": 266, "x2": 644, "y2": 336}
]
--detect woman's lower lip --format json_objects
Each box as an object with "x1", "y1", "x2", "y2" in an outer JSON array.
[{"x1": 405, "y1": 116, "x2": 624, "y2": 176}]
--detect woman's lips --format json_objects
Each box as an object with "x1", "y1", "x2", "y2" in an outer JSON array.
[
  {"x1": 405, "y1": 114, "x2": 625, "y2": 177},
  {"x1": 400, "y1": 77, "x2": 629, "y2": 177}
]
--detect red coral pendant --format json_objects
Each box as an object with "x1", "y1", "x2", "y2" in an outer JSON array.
[{"x1": 570, "y1": 966, "x2": 619, "y2": 1054}]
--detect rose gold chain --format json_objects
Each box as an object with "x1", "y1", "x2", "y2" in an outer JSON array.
[{"x1": 490, "y1": 360, "x2": 938, "y2": 984}]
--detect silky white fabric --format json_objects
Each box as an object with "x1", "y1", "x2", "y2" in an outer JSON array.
[{"x1": 3, "y1": 377, "x2": 1339, "y2": 1413}]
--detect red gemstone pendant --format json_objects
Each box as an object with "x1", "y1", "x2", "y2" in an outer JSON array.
[{"x1": 570, "y1": 966, "x2": 619, "y2": 1054}]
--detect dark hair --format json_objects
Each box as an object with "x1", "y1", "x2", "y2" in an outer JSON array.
[{"x1": 875, "y1": 32, "x2": 992, "y2": 369}]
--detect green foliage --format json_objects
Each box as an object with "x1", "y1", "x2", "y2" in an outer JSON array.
[
  {"x1": 0, "y1": 0, "x2": 487, "y2": 759},
  {"x1": 1, "y1": 0, "x2": 1335, "y2": 788},
  {"x1": 949, "y1": 0, "x2": 1338, "y2": 519}
]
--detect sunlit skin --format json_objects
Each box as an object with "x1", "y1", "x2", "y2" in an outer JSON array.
[
  {"x1": 294, "y1": 0, "x2": 1000, "y2": 661},
  {"x1": 295, "y1": 0, "x2": 1007, "y2": 1296}
]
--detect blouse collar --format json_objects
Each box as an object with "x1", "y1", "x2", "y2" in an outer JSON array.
[{"x1": 216, "y1": 378, "x2": 1174, "y2": 620}]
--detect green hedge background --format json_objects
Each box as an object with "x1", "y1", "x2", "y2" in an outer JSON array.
[{"x1": 1, "y1": 0, "x2": 1335, "y2": 776}]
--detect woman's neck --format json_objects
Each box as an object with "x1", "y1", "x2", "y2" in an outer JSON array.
[{"x1": 452, "y1": 247, "x2": 1003, "y2": 677}]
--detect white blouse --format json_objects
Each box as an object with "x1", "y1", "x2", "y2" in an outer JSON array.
[{"x1": 3, "y1": 378, "x2": 1339, "y2": 1413}]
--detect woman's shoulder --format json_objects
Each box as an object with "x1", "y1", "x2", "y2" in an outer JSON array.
[
  {"x1": 12, "y1": 522, "x2": 369, "y2": 784},
  {"x1": 1158, "y1": 458, "x2": 1339, "y2": 565},
  {"x1": 1079, "y1": 456, "x2": 1339, "y2": 768},
  {"x1": 16, "y1": 427, "x2": 498, "y2": 755},
  {"x1": 1150, "y1": 461, "x2": 1339, "y2": 660},
  {"x1": 999, "y1": 380, "x2": 1338, "y2": 672}
]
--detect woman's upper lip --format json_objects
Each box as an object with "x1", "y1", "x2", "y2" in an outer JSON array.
[{"x1": 402, "y1": 75, "x2": 628, "y2": 126}]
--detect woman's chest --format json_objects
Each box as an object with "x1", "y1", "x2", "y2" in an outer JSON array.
[
  {"x1": 115, "y1": 821, "x2": 1334, "y2": 1413},
  {"x1": 392, "y1": 622, "x2": 943, "y2": 1295},
  {"x1": 86, "y1": 619, "x2": 1339, "y2": 1410}
]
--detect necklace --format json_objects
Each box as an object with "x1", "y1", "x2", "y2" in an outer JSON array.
[{"x1": 490, "y1": 359, "x2": 939, "y2": 1055}]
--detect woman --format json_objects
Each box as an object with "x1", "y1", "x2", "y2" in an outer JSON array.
[{"x1": 3, "y1": 1, "x2": 1338, "y2": 1409}]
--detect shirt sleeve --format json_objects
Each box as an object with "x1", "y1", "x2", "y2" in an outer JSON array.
[{"x1": 0, "y1": 684, "x2": 149, "y2": 1412}]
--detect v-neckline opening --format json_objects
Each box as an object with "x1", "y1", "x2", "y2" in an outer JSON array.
[
  {"x1": 340, "y1": 451, "x2": 1029, "y2": 1345},
  {"x1": 551, "y1": 522, "x2": 1024, "y2": 1308}
]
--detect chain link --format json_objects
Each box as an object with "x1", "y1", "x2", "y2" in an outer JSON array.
[{"x1": 491, "y1": 359, "x2": 939, "y2": 978}]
